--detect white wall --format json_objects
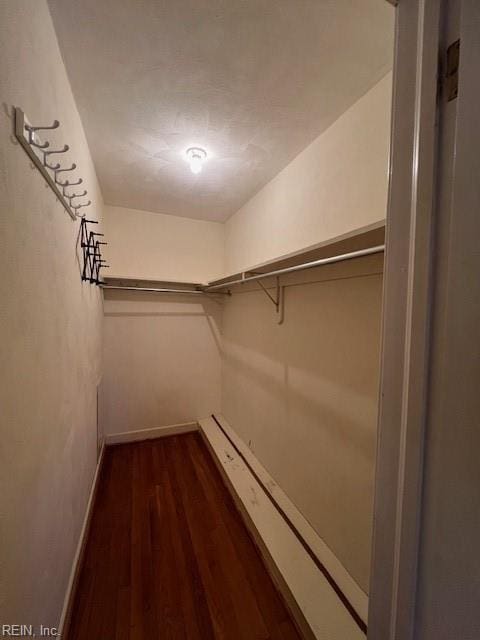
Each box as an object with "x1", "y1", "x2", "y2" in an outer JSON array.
[
  {"x1": 100, "y1": 292, "x2": 222, "y2": 436},
  {"x1": 221, "y1": 255, "x2": 384, "y2": 593},
  {"x1": 0, "y1": 0, "x2": 104, "y2": 630},
  {"x1": 99, "y1": 206, "x2": 224, "y2": 437},
  {"x1": 224, "y1": 73, "x2": 392, "y2": 274},
  {"x1": 104, "y1": 205, "x2": 224, "y2": 283}
]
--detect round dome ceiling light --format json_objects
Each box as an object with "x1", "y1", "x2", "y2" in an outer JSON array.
[{"x1": 186, "y1": 147, "x2": 207, "y2": 175}]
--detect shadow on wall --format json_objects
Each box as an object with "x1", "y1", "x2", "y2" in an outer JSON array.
[
  {"x1": 222, "y1": 346, "x2": 375, "y2": 461},
  {"x1": 220, "y1": 260, "x2": 384, "y2": 592},
  {"x1": 99, "y1": 290, "x2": 223, "y2": 437},
  {"x1": 221, "y1": 340, "x2": 379, "y2": 592},
  {"x1": 103, "y1": 289, "x2": 224, "y2": 351},
  {"x1": 223, "y1": 267, "x2": 383, "y2": 391}
]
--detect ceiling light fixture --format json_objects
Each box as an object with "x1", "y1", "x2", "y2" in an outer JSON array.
[{"x1": 186, "y1": 147, "x2": 207, "y2": 175}]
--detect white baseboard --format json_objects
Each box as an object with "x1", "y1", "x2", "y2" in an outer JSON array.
[
  {"x1": 104, "y1": 421, "x2": 198, "y2": 445},
  {"x1": 199, "y1": 415, "x2": 367, "y2": 640},
  {"x1": 58, "y1": 441, "x2": 106, "y2": 638},
  {"x1": 215, "y1": 413, "x2": 368, "y2": 621}
]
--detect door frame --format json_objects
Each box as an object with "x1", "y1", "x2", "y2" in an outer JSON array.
[{"x1": 368, "y1": 0, "x2": 442, "y2": 638}]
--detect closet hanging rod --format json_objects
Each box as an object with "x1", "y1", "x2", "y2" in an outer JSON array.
[
  {"x1": 100, "y1": 285, "x2": 205, "y2": 295},
  {"x1": 205, "y1": 244, "x2": 385, "y2": 291}
]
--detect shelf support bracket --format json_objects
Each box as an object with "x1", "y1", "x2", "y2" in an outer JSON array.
[{"x1": 256, "y1": 277, "x2": 285, "y2": 324}]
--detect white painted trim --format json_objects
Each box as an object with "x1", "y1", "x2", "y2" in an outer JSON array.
[
  {"x1": 58, "y1": 442, "x2": 106, "y2": 638},
  {"x1": 369, "y1": 1, "x2": 442, "y2": 639},
  {"x1": 199, "y1": 416, "x2": 366, "y2": 640},
  {"x1": 104, "y1": 421, "x2": 198, "y2": 445},
  {"x1": 214, "y1": 413, "x2": 369, "y2": 623}
]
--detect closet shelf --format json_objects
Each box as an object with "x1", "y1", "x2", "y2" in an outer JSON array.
[
  {"x1": 99, "y1": 224, "x2": 385, "y2": 308},
  {"x1": 100, "y1": 276, "x2": 227, "y2": 296},
  {"x1": 206, "y1": 222, "x2": 385, "y2": 289},
  {"x1": 205, "y1": 223, "x2": 385, "y2": 324},
  {"x1": 102, "y1": 276, "x2": 204, "y2": 289}
]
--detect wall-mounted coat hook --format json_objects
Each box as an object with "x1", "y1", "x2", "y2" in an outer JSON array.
[
  {"x1": 44, "y1": 160, "x2": 61, "y2": 171},
  {"x1": 30, "y1": 138, "x2": 50, "y2": 150},
  {"x1": 63, "y1": 177, "x2": 83, "y2": 187},
  {"x1": 43, "y1": 146, "x2": 70, "y2": 175},
  {"x1": 55, "y1": 163, "x2": 76, "y2": 176},
  {"x1": 72, "y1": 200, "x2": 91, "y2": 214},
  {"x1": 15, "y1": 107, "x2": 97, "y2": 228},
  {"x1": 24, "y1": 120, "x2": 59, "y2": 149},
  {"x1": 25, "y1": 120, "x2": 60, "y2": 134},
  {"x1": 54, "y1": 165, "x2": 79, "y2": 187},
  {"x1": 44, "y1": 144, "x2": 69, "y2": 157},
  {"x1": 66, "y1": 190, "x2": 88, "y2": 201}
]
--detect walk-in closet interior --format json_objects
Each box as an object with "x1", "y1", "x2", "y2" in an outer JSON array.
[{"x1": 1, "y1": 1, "x2": 397, "y2": 638}]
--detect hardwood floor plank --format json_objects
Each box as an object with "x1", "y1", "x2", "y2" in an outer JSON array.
[
  {"x1": 168, "y1": 436, "x2": 241, "y2": 639},
  {"x1": 153, "y1": 439, "x2": 216, "y2": 639},
  {"x1": 177, "y1": 434, "x2": 272, "y2": 640},
  {"x1": 66, "y1": 433, "x2": 303, "y2": 640},
  {"x1": 188, "y1": 433, "x2": 302, "y2": 640},
  {"x1": 130, "y1": 443, "x2": 158, "y2": 639}
]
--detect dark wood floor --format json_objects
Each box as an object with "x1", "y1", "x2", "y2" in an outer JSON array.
[{"x1": 67, "y1": 432, "x2": 302, "y2": 639}]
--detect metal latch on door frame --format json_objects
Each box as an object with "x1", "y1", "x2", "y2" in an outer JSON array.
[{"x1": 445, "y1": 39, "x2": 460, "y2": 102}]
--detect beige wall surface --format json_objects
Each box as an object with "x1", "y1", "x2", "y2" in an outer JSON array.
[
  {"x1": 221, "y1": 254, "x2": 384, "y2": 592},
  {"x1": 104, "y1": 205, "x2": 224, "y2": 283},
  {"x1": 100, "y1": 292, "x2": 222, "y2": 436},
  {"x1": 0, "y1": 0, "x2": 104, "y2": 629},
  {"x1": 100, "y1": 206, "x2": 224, "y2": 437},
  {"x1": 224, "y1": 73, "x2": 392, "y2": 275}
]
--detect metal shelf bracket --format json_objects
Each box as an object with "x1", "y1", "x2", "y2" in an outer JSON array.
[{"x1": 256, "y1": 276, "x2": 285, "y2": 325}]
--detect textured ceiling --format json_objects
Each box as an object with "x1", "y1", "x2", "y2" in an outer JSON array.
[{"x1": 48, "y1": 0, "x2": 394, "y2": 222}]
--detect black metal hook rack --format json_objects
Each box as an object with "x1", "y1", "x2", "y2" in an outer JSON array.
[{"x1": 80, "y1": 218, "x2": 109, "y2": 285}]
